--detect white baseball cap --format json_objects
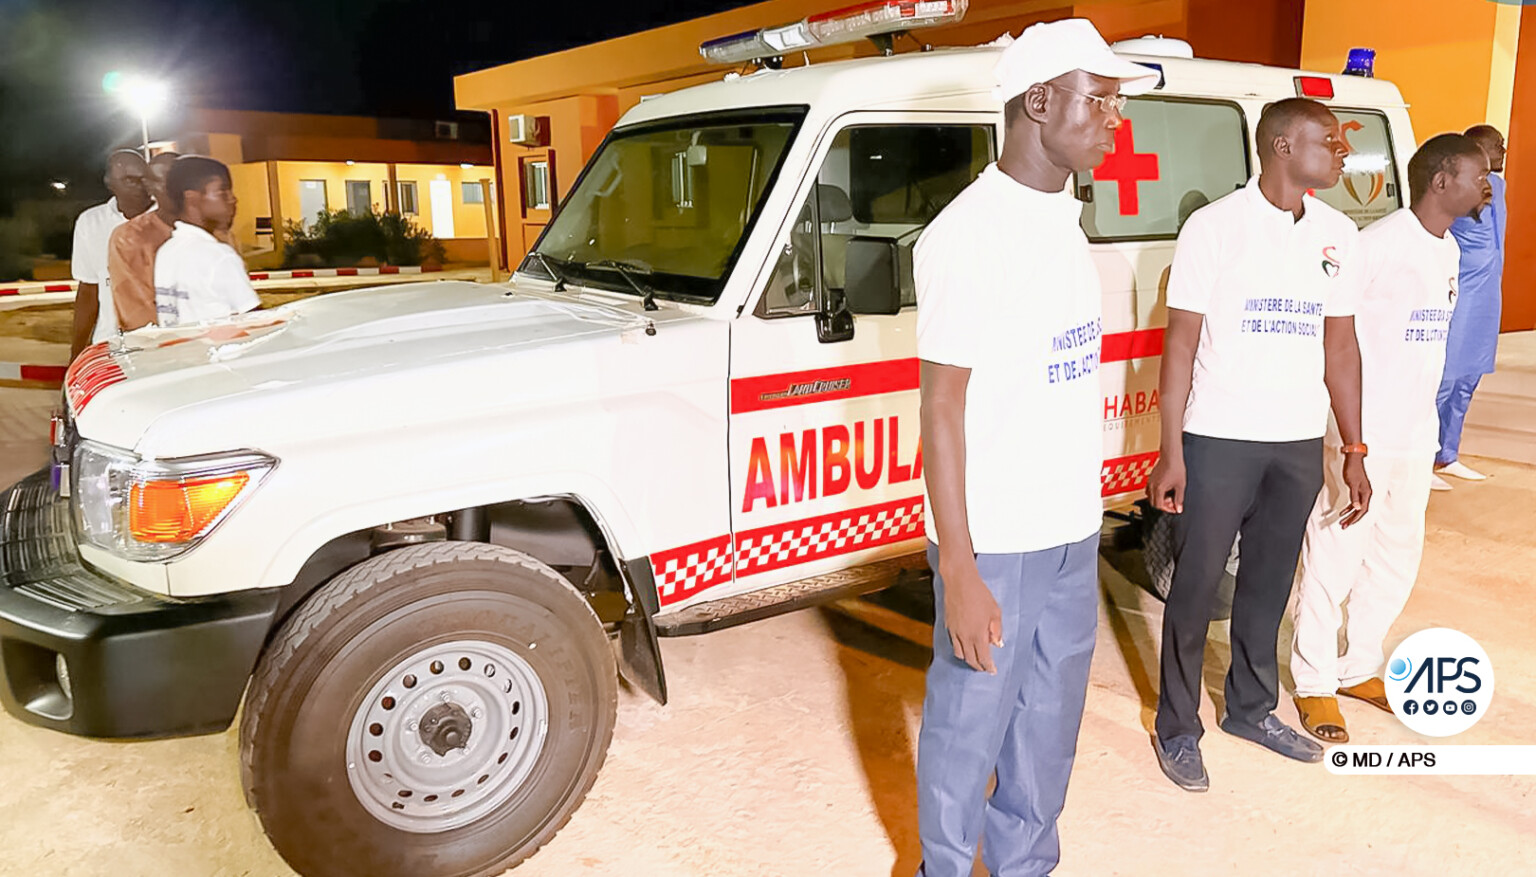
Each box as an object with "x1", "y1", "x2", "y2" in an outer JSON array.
[{"x1": 993, "y1": 18, "x2": 1161, "y2": 102}]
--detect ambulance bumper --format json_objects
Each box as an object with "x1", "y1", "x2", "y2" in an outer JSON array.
[{"x1": 0, "y1": 469, "x2": 279, "y2": 738}]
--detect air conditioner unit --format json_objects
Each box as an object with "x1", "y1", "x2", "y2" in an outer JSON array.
[
  {"x1": 434, "y1": 120, "x2": 460, "y2": 140},
  {"x1": 507, "y1": 114, "x2": 545, "y2": 146}
]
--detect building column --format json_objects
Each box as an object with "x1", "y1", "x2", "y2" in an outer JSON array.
[
  {"x1": 266, "y1": 160, "x2": 284, "y2": 260},
  {"x1": 480, "y1": 176, "x2": 503, "y2": 279},
  {"x1": 1503, "y1": 9, "x2": 1535, "y2": 331},
  {"x1": 386, "y1": 164, "x2": 399, "y2": 213}
]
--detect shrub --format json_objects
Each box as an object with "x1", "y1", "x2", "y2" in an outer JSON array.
[
  {"x1": 0, "y1": 219, "x2": 36, "y2": 281},
  {"x1": 282, "y1": 208, "x2": 445, "y2": 268}
]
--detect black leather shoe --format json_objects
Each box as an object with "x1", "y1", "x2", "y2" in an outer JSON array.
[
  {"x1": 1155, "y1": 734, "x2": 1210, "y2": 792},
  {"x1": 1220, "y1": 712, "x2": 1325, "y2": 763}
]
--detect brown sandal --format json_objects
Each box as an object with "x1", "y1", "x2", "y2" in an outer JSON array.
[
  {"x1": 1294, "y1": 695, "x2": 1349, "y2": 743},
  {"x1": 1338, "y1": 678, "x2": 1393, "y2": 713}
]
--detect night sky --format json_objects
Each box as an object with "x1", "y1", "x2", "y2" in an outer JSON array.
[{"x1": 0, "y1": 0, "x2": 758, "y2": 210}]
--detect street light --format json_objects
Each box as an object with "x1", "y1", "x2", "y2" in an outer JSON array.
[{"x1": 102, "y1": 72, "x2": 169, "y2": 158}]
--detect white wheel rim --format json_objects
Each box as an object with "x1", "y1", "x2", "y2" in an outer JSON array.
[{"x1": 345, "y1": 640, "x2": 549, "y2": 833}]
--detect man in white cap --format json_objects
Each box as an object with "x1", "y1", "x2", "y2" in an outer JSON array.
[{"x1": 914, "y1": 18, "x2": 1156, "y2": 877}]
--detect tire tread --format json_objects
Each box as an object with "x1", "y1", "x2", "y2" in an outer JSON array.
[{"x1": 239, "y1": 542, "x2": 613, "y2": 876}]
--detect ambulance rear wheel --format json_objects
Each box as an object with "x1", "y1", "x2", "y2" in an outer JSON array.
[{"x1": 240, "y1": 542, "x2": 617, "y2": 877}]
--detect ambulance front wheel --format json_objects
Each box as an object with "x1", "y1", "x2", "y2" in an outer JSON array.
[{"x1": 239, "y1": 542, "x2": 618, "y2": 877}]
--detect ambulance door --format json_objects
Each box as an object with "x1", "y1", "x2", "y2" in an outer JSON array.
[
  {"x1": 1076, "y1": 96, "x2": 1253, "y2": 506},
  {"x1": 717, "y1": 112, "x2": 997, "y2": 602}
]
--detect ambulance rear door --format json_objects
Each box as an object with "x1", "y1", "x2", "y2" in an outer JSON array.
[{"x1": 1077, "y1": 93, "x2": 1255, "y2": 507}]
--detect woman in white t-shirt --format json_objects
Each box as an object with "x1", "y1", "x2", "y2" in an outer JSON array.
[
  {"x1": 1290, "y1": 134, "x2": 1492, "y2": 744},
  {"x1": 153, "y1": 156, "x2": 260, "y2": 328}
]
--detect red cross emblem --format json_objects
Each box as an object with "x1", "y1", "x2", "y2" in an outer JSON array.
[{"x1": 1093, "y1": 120, "x2": 1159, "y2": 216}]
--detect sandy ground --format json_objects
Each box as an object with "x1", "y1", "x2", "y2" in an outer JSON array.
[{"x1": 0, "y1": 386, "x2": 1531, "y2": 876}]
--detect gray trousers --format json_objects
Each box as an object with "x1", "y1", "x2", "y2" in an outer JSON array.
[
  {"x1": 1155, "y1": 433, "x2": 1324, "y2": 742},
  {"x1": 917, "y1": 534, "x2": 1098, "y2": 877}
]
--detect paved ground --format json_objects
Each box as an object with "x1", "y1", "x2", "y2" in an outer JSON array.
[{"x1": 0, "y1": 388, "x2": 1531, "y2": 876}]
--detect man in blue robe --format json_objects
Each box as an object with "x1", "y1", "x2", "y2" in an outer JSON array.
[{"x1": 1435, "y1": 124, "x2": 1506, "y2": 487}]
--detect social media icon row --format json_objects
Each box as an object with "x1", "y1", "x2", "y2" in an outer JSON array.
[{"x1": 1401, "y1": 699, "x2": 1478, "y2": 717}]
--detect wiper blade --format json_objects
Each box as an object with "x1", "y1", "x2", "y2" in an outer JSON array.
[
  {"x1": 527, "y1": 251, "x2": 569, "y2": 291},
  {"x1": 586, "y1": 259, "x2": 659, "y2": 312}
]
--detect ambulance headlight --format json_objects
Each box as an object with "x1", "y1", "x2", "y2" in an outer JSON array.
[{"x1": 72, "y1": 440, "x2": 276, "y2": 561}]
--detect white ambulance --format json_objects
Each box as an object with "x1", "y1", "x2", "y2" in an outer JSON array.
[{"x1": 0, "y1": 4, "x2": 1414, "y2": 875}]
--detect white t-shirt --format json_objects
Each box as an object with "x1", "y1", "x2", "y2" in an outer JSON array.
[
  {"x1": 154, "y1": 222, "x2": 260, "y2": 327},
  {"x1": 70, "y1": 197, "x2": 129, "y2": 343},
  {"x1": 1167, "y1": 176, "x2": 1361, "y2": 442},
  {"x1": 1333, "y1": 208, "x2": 1460, "y2": 458},
  {"x1": 915, "y1": 164, "x2": 1103, "y2": 554}
]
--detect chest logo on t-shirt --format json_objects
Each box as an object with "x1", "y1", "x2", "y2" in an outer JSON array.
[
  {"x1": 1448, "y1": 276, "x2": 1458, "y2": 306},
  {"x1": 1320, "y1": 246, "x2": 1341, "y2": 278}
]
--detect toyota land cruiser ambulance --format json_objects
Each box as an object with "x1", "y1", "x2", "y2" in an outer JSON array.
[{"x1": 0, "y1": 4, "x2": 1414, "y2": 875}]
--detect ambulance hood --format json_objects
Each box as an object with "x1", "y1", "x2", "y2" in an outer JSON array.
[{"x1": 67, "y1": 279, "x2": 701, "y2": 457}]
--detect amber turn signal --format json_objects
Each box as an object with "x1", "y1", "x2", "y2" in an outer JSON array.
[{"x1": 129, "y1": 471, "x2": 252, "y2": 543}]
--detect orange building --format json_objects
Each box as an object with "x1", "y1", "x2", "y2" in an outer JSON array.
[
  {"x1": 456, "y1": 0, "x2": 1535, "y2": 331},
  {"x1": 163, "y1": 109, "x2": 497, "y2": 267}
]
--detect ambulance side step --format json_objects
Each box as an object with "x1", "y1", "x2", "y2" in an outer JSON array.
[{"x1": 653, "y1": 550, "x2": 930, "y2": 637}]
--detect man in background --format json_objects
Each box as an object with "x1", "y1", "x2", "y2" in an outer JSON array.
[
  {"x1": 1291, "y1": 134, "x2": 1492, "y2": 743},
  {"x1": 1433, "y1": 124, "x2": 1507, "y2": 488},
  {"x1": 154, "y1": 156, "x2": 259, "y2": 327},
  {"x1": 69, "y1": 149, "x2": 152, "y2": 357},
  {"x1": 107, "y1": 151, "x2": 180, "y2": 331}
]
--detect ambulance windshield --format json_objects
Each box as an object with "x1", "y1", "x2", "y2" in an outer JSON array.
[{"x1": 528, "y1": 107, "x2": 807, "y2": 303}]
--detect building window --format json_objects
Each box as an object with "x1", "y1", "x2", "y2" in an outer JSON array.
[
  {"x1": 462, "y1": 181, "x2": 485, "y2": 204},
  {"x1": 397, "y1": 181, "x2": 419, "y2": 215},
  {"x1": 523, "y1": 160, "x2": 550, "y2": 211},
  {"x1": 346, "y1": 180, "x2": 372, "y2": 215},
  {"x1": 298, "y1": 179, "x2": 328, "y2": 230}
]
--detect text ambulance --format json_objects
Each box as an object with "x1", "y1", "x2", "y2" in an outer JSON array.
[{"x1": 0, "y1": 4, "x2": 1414, "y2": 875}]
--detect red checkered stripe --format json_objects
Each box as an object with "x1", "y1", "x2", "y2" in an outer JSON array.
[
  {"x1": 1102, "y1": 451, "x2": 1159, "y2": 497},
  {"x1": 652, "y1": 534, "x2": 734, "y2": 607},
  {"x1": 735, "y1": 496, "x2": 925, "y2": 578},
  {"x1": 651, "y1": 496, "x2": 927, "y2": 607}
]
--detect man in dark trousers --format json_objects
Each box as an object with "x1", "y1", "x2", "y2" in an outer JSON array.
[
  {"x1": 914, "y1": 18, "x2": 1157, "y2": 876},
  {"x1": 1146, "y1": 98, "x2": 1372, "y2": 791}
]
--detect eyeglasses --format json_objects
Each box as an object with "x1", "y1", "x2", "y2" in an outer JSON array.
[{"x1": 1048, "y1": 83, "x2": 1128, "y2": 115}]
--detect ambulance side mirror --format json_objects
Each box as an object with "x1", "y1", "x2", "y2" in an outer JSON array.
[
  {"x1": 844, "y1": 236, "x2": 902, "y2": 316},
  {"x1": 816, "y1": 290, "x2": 855, "y2": 343}
]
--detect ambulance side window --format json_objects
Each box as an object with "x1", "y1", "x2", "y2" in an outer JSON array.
[
  {"x1": 1309, "y1": 109, "x2": 1401, "y2": 229},
  {"x1": 1077, "y1": 98, "x2": 1249, "y2": 241},
  {"x1": 759, "y1": 123, "x2": 995, "y2": 317}
]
